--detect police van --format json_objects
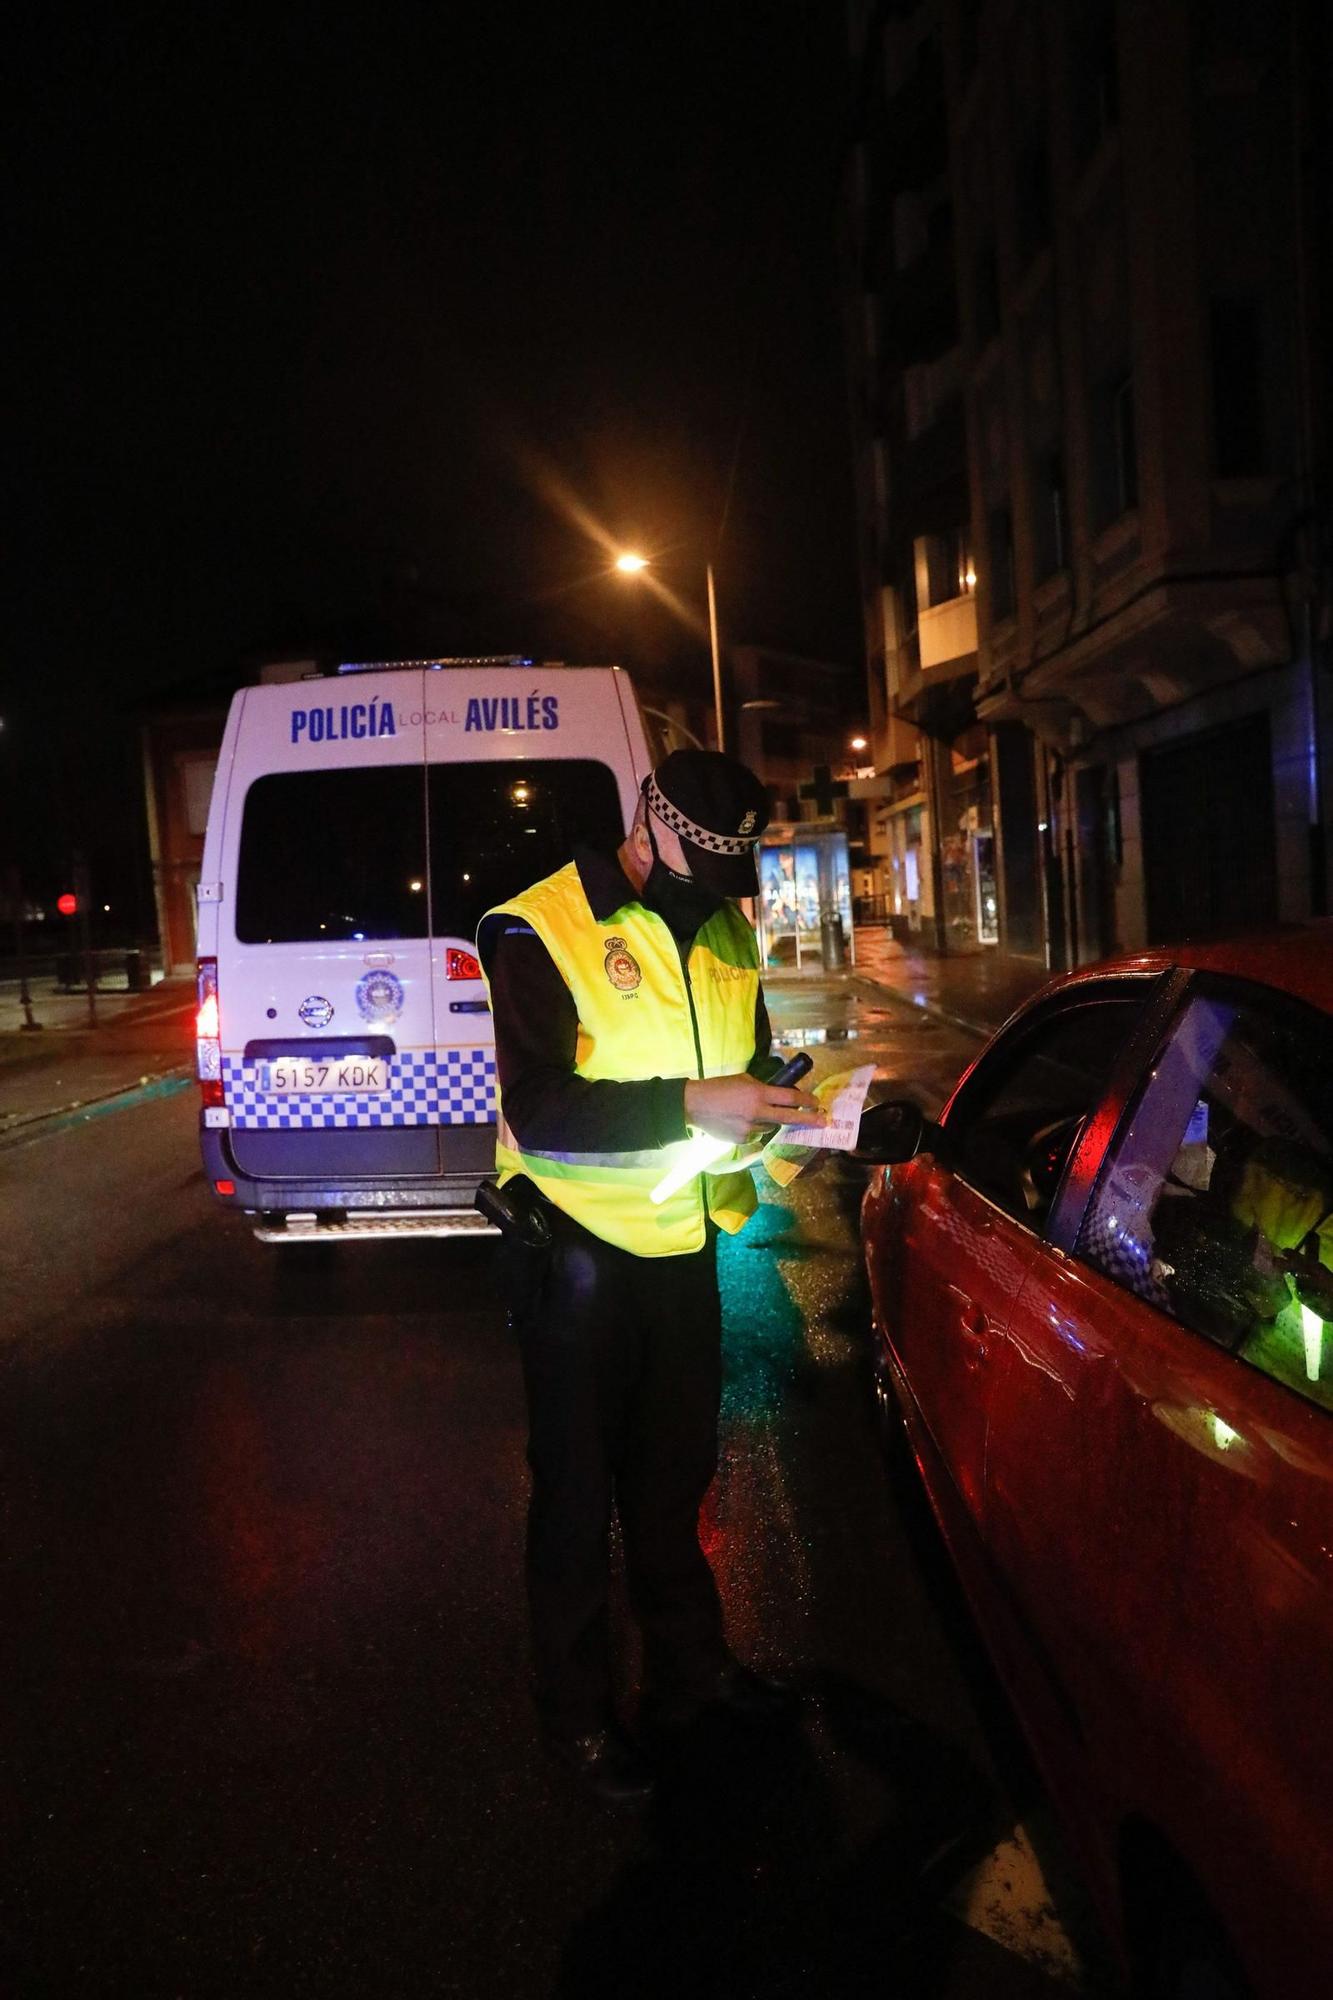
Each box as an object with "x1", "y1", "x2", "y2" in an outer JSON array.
[{"x1": 195, "y1": 657, "x2": 654, "y2": 1243}]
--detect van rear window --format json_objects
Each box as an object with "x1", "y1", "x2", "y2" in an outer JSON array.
[
  {"x1": 428, "y1": 760, "x2": 623, "y2": 940},
  {"x1": 235, "y1": 761, "x2": 623, "y2": 945},
  {"x1": 237, "y1": 768, "x2": 429, "y2": 943}
]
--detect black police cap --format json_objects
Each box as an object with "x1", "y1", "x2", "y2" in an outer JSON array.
[{"x1": 643, "y1": 749, "x2": 770, "y2": 897}]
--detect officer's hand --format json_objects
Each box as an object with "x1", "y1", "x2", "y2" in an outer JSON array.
[{"x1": 683, "y1": 1073, "x2": 828, "y2": 1146}]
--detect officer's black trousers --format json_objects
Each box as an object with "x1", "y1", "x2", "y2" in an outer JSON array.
[{"x1": 514, "y1": 1208, "x2": 729, "y2": 1736}]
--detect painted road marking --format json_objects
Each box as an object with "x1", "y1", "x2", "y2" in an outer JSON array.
[
  {"x1": 0, "y1": 1069, "x2": 193, "y2": 1150},
  {"x1": 945, "y1": 1821, "x2": 1084, "y2": 1985}
]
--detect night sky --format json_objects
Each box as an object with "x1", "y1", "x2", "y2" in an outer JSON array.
[{"x1": 6, "y1": 3, "x2": 861, "y2": 916}]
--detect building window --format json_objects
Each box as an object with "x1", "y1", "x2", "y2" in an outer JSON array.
[
  {"x1": 986, "y1": 506, "x2": 1016, "y2": 622},
  {"x1": 1070, "y1": 0, "x2": 1119, "y2": 166},
  {"x1": 958, "y1": 0, "x2": 982, "y2": 77},
  {"x1": 1090, "y1": 369, "x2": 1138, "y2": 529},
  {"x1": 1031, "y1": 451, "x2": 1068, "y2": 581},
  {"x1": 1014, "y1": 137, "x2": 1052, "y2": 267},
  {"x1": 1195, "y1": 0, "x2": 1275, "y2": 66},
  {"x1": 914, "y1": 527, "x2": 973, "y2": 610},
  {"x1": 1210, "y1": 295, "x2": 1269, "y2": 477},
  {"x1": 974, "y1": 242, "x2": 1000, "y2": 344},
  {"x1": 895, "y1": 552, "x2": 919, "y2": 639}
]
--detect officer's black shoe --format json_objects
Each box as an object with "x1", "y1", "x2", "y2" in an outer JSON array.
[
  {"x1": 542, "y1": 1723, "x2": 657, "y2": 1810},
  {"x1": 642, "y1": 1660, "x2": 801, "y2": 1735}
]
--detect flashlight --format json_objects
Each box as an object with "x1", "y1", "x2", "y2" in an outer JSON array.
[{"x1": 649, "y1": 1052, "x2": 814, "y2": 1206}]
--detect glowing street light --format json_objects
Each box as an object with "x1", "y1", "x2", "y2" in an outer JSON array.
[
  {"x1": 850, "y1": 735, "x2": 868, "y2": 752},
  {"x1": 614, "y1": 550, "x2": 727, "y2": 753}
]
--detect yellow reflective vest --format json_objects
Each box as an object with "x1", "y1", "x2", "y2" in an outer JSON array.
[{"x1": 483, "y1": 860, "x2": 761, "y2": 1256}]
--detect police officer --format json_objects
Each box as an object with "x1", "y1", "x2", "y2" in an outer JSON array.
[{"x1": 478, "y1": 750, "x2": 826, "y2": 1807}]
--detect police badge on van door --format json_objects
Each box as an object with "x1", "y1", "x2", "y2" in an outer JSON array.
[{"x1": 356, "y1": 969, "x2": 405, "y2": 1024}]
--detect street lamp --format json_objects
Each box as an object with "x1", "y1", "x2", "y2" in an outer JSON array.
[{"x1": 614, "y1": 551, "x2": 727, "y2": 754}]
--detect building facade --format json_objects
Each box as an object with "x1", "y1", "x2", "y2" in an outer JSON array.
[{"x1": 842, "y1": 0, "x2": 1331, "y2": 961}]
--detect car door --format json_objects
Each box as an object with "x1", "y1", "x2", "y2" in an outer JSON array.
[
  {"x1": 881, "y1": 980, "x2": 1157, "y2": 1534},
  {"x1": 982, "y1": 974, "x2": 1333, "y2": 1995}
]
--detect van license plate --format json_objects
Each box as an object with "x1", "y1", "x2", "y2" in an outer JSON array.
[{"x1": 260, "y1": 1058, "x2": 388, "y2": 1094}]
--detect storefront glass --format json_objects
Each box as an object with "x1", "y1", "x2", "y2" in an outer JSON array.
[{"x1": 758, "y1": 830, "x2": 853, "y2": 969}]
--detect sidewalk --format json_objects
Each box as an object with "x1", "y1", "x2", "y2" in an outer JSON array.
[
  {"x1": 0, "y1": 977, "x2": 196, "y2": 1142},
  {"x1": 849, "y1": 927, "x2": 1054, "y2": 1039}
]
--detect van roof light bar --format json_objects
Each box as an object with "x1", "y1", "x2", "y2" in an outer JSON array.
[{"x1": 335, "y1": 655, "x2": 538, "y2": 675}]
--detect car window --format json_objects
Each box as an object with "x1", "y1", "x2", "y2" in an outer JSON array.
[
  {"x1": 1076, "y1": 980, "x2": 1333, "y2": 1415},
  {"x1": 945, "y1": 994, "x2": 1148, "y2": 1228}
]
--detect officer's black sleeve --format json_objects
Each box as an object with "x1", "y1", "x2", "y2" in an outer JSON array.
[
  {"x1": 484, "y1": 922, "x2": 690, "y2": 1152},
  {"x1": 748, "y1": 987, "x2": 774, "y2": 1078}
]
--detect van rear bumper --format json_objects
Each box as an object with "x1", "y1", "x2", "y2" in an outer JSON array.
[{"x1": 200, "y1": 1123, "x2": 495, "y2": 1232}]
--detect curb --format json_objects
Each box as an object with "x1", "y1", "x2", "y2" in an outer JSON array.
[
  {"x1": 849, "y1": 973, "x2": 994, "y2": 1042},
  {"x1": 0, "y1": 1066, "x2": 193, "y2": 1152}
]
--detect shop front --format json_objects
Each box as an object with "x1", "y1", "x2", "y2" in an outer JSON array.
[{"x1": 757, "y1": 826, "x2": 855, "y2": 971}]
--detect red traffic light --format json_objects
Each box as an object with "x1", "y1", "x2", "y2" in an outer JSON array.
[{"x1": 57, "y1": 892, "x2": 78, "y2": 916}]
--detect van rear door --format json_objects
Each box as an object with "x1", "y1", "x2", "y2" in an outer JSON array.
[
  {"x1": 421, "y1": 667, "x2": 648, "y2": 1176},
  {"x1": 218, "y1": 671, "x2": 443, "y2": 1181}
]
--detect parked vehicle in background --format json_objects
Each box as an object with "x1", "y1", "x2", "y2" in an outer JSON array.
[
  {"x1": 859, "y1": 928, "x2": 1333, "y2": 1999},
  {"x1": 195, "y1": 658, "x2": 652, "y2": 1244}
]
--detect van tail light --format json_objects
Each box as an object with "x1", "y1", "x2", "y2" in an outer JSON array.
[
  {"x1": 446, "y1": 947, "x2": 482, "y2": 980},
  {"x1": 196, "y1": 957, "x2": 222, "y2": 1101}
]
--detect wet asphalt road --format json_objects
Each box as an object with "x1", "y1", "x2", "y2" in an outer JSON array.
[{"x1": 1, "y1": 978, "x2": 1117, "y2": 1998}]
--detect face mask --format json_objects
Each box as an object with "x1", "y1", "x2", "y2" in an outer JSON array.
[{"x1": 641, "y1": 817, "x2": 724, "y2": 937}]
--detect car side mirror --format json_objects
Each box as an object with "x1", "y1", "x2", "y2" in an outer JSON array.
[{"x1": 854, "y1": 1097, "x2": 937, "y2": 1165}]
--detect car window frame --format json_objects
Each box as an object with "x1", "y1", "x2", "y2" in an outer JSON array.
[
  {"x1": 938, "y1": 968, "x2": 1187, "y2": 1250},
  {"x1": 1073, "y1": 965, "x2": 1333, "y2": 1413}
]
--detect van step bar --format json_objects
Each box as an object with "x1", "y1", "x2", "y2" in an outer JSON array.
[{"x1": 255, "y1": 1210, "x2": 500, "y2": 1244}]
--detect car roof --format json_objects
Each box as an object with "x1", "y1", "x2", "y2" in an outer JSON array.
[{"x1": 1054, "y1": 921, "x2": 1333, "y2": 1018}]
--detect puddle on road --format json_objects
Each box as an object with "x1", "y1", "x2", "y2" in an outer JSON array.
[{"x1": 773, "y1": 1025, "x2": 859, "y2": 1047}]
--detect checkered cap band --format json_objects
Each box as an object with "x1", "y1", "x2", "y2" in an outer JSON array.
[{"x1": 644, "y1": 772, "x2": 758, "y2": 854}]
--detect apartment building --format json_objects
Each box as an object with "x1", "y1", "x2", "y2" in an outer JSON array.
[{"x1": 842, "y1": 0, "x2": 1331, "y2": 961}]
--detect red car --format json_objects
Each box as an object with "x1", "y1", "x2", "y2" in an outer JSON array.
[{"x1": 860, "y1": 929, "x2": 1333, "y2": 2000}]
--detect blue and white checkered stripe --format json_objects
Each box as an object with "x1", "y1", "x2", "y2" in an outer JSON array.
[{"x1": 222, "y1": 1049, "x2": 497, "y2": 1129}]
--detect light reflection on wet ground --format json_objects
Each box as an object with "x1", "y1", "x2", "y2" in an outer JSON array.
[
  {"x1": 765, "y1": 972, "x2": 975, "y2": 1118},
  {"x1": 699, "y1": 978, "x2": 1116, "y2": 1995}
]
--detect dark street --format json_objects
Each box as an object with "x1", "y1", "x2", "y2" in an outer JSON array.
[{"x1": 1, "y1": 977, "x2": 1107, "y2": 1998}]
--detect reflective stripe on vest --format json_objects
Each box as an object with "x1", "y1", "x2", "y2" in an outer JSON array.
[{"x1": 481, "y1": 861, "x2": 760, "y2": 1256}]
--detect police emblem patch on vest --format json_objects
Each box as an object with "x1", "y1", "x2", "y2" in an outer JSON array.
[{"x1": 603, "y1": 936, "x2": 642, "y2": 991}]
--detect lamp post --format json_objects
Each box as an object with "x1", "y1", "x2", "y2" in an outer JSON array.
[
  {"x1": 614, "y1": 551, "x2": 727, "y2": 753},
  {"x1": 704, "y1": 562, "x2": 724, "y2": 754}
]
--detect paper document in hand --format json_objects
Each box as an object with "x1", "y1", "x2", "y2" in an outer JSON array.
[{"x1": 771, "y1": 1065, "x2": 878, "y2": 1151}]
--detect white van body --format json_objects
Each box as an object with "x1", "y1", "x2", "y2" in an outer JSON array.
[{"x1": 196, "y1": 659, "x2": 653, "y2": 1241}]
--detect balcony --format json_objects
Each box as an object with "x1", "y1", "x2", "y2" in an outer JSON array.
[{"x1": 918, "y1": 592, "x2": 978, "y2": 672}]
